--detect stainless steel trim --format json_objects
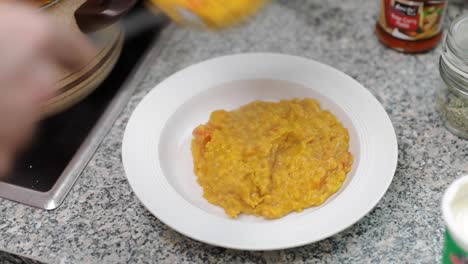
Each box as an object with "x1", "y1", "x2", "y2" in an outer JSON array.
[{"x1": 0, "y1": 19, "x2": 166, "y2": 210}]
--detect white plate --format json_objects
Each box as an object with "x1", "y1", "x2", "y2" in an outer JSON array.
[{"x1": 122, "y1": 53, "x2": 398, "y2": 250}]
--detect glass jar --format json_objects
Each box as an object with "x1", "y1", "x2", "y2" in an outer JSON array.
[
  {"x1": 376, "y1": 0, "x2": 448, "y2": 53},
  {"x1": 438, "y1": 15, "x2": 468, "y2": 139}
]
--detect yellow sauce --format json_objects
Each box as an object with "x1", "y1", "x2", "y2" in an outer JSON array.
[
  {"x1": 148, "y1": 0, "x2": 267, "y2": 29},
  {"x1": 191, "y1": 99, "x2": 353, "y2": 219}
]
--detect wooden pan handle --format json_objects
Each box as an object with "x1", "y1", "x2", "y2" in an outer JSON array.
[
  {"x1": 45, "y1": 0, "x2": 88, "y2": 35},
  {"x1": 75, "y1": 0, "x2": 138, "y2": 33},
  {"x1": 44, "y1": 0, "x2": 137, "y2": 34}
]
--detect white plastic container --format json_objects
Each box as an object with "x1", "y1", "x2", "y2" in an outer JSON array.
[{"x1": 442, "y1": 175, "x2": 468, "y2": 263}]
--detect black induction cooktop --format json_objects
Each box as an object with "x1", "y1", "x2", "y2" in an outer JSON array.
[{"x1": 0, "y1": 5, "x2": 167, "y2": 209}]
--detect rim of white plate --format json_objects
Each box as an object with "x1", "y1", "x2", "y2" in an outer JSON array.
[{"x1": 122, "y1": 53, "x2": 398, "y2": 250}]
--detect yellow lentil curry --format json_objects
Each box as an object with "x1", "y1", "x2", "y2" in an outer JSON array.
[{"x1": 191, "y1": 99, "x2": 353, "y2": 219}]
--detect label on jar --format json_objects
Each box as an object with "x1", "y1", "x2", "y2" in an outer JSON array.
[
  {"x1": 378, "y1": 0, "x2": 447, "y2": 40},
  {"x1": 444, "y1": 230, "x2": 468, "y2": 264}
]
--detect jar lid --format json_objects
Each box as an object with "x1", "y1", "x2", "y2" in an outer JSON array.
[{"x1": 444, "y1": 15, "x2": 468, "y2": 73}]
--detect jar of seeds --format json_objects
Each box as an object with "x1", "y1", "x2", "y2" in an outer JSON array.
[{"x1": 438, "y1": 15, "x2": 468, "y2": 139}]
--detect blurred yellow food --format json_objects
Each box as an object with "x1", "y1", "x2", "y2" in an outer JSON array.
[
  {"x1": 147, "y1": 0, "x2": 268, "y2": 29},
  {"x1": 192, "y1": 99, "x2": 353, "y2": 219}
]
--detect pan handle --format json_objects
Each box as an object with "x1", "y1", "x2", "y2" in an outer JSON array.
[{"x1": 75, "y1": 0, "x2": 138, "y2": 33}]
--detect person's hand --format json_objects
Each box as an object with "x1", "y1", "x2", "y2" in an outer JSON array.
[{"x1": 0, "y1": 2, "x2": 96, "y2": 177}]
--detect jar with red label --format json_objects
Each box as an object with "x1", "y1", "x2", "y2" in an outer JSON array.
[{"x1": 375, "y1": 0, "x2": 449, "y2": 53}]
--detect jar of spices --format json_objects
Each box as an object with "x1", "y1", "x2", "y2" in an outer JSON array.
[
  {"x1": 438, "y1": 15, "x2": 468, "y2": 139},
  {"x1": 375, "y1": 0, "x2": 448, "y2": 53}
]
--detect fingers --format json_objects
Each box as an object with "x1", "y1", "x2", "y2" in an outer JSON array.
[
  {"x1": 42, "y1": 22, "x2": 97, "y2": 71},
  {"x1": 0, "y1": 2, "x2": 98, "y2": 178},
  {"x1": 0, "y1": 1, "x2": 97, "y2": 72},
  {"x1": 0, "y1": 148, "x2": 12, "y2": 178},
  {"x1": 16, "y1": 61, "x2": 57, "y2": 116},
  {"x1": 0, "y1": 85, "x2": 38, "y2": 150}
]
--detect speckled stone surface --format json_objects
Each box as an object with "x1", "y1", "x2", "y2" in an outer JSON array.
[{"x1": 1, "y1": 0, "x2": 467, "y2": 263}]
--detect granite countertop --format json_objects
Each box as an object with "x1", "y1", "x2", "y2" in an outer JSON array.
[{"x1": 1, "y1": 0, "x2": 467, "y2": 263}]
